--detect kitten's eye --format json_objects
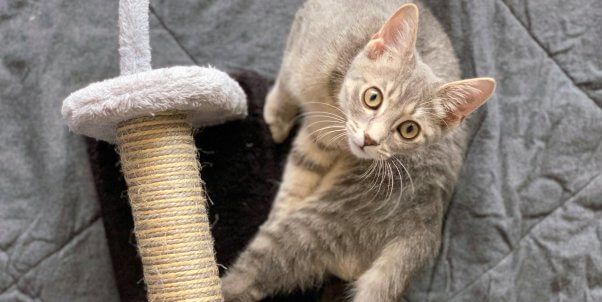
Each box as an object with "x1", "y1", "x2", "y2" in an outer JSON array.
[
  {"x1": 398, "y1": 120, "x2": 420, "y2": 140},
  {"x1": 363, "y1": 87, "x2": 383, "y2": 109}
]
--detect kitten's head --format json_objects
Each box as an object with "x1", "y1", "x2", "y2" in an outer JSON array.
[{"x1": 339, "y1": 3, "x2": 495, "y2": 160}]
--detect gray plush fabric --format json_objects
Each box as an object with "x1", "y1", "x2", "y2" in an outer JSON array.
[{"x1": 0, "y1": 0, "x2": 599, "y2": 301}]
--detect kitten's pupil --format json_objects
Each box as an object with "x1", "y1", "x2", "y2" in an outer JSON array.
[
  {"x1": 363, "y1": 87, "x2": 383, "y2": 109},
  {"x1": 399, "y1": 120, "x2": 420, "y2": 139}
]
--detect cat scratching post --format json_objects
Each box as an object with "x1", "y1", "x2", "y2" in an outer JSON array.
[{"x1": 61, "y1": 0, "x2": 246, "y2": 301}]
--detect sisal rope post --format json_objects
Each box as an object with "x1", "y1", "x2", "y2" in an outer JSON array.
[
  {"x1": 115, "y1": 1, "x2": 222, "y2": 300},
  {"x1": 116, "y1": 113, "x2": 221, "y2": 301}
]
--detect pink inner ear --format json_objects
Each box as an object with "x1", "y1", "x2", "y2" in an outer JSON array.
[
  {"x1": 367, "y1": 39, "x2": 386, "y2": 60},
  {"x1": 442, "y1": 78, "x2": 496, "y2": 124},
  {"x1": 368, "y1": 4, "x2": 419, "y2": 59}
]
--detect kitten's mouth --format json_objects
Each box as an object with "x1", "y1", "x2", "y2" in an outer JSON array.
[
  {"x1": 345, "y1": 123, "x2": 382, "y2": 159},
  {"x1": 347, "y1": 137, "x2": 377, "y2": 159}
]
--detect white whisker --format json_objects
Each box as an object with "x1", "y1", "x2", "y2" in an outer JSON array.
[
  {"x1": 308, "y1": 124, "x2": 345, "y2": 136},
  {"x1": 385, "y1": 162, "x2": 394, "y2": 201},
  {"x1": 390, "y1": 158, "x2": 404, "y2": 199},
  {"x1": 298, "y1": 114, "x2": 345, "y2": 125},
  {"x1": 367, "y1": 160, "x2": 382, "y2": 196},
  {"x1": 316, "y1": 132, "x2": 344, "y2": 146},
  {"x1": 374, "y1": 160, "x2": 386, "y2": 201},
  {"x1": 304, "y1": 119, "x2": 342, "y2": 131},
  {"x1": 325, "y1": 131, "x2": 347, "y2": 147},
  {"x1": 359, "y1": 161, "x2": 377, "y2": 179},
  {"x1": 393, "y1": 157, "x2": 415, "y2": 195},
  {"x1": 304, "y1": 101, "x2": 348, "y2": 116},
  {"x1": 299, "y1": 111, "x2": 346, "y2": 122}
]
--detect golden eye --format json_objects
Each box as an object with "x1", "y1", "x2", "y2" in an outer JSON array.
[
  {"x1": 363, "y1": 87, "x2": 383, "y2": 109},
  {"x1": 398, "y1": 120, "x2": 420, "y2": 140}
]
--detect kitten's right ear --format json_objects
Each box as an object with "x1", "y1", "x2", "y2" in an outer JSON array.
[{"x1": 367, "y1": 3, "x2": 419, "y2": 60}]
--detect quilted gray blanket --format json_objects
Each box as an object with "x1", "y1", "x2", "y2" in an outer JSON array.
[{"x1": 1, "y1": 0, "x2": 600, "y2": 301}]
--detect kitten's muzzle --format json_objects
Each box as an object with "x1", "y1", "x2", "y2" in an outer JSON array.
[{"x1": 361, "y1": 133, "x2": 378, "y2": 149}]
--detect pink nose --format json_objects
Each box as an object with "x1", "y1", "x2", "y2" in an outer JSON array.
[{"x1": 363, "y1": 133, "x2": 378, "y2": 147}]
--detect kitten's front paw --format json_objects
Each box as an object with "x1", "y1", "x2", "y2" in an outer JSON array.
[
  {"x1": 223, "y1": 292, "x2": 253, "y2": 302},
  {"x1": 265, "y1": 116, "x2": 294, "y2": 144},
  {"x1": 263, "y1": 87, "x2": 297, "y2": 143},
  {"x1": 222, "y1": 283, "x2": 252, "y2": 302},
  {"x1": 221, "y1": 273, "x2": 262, "y2": 302}
]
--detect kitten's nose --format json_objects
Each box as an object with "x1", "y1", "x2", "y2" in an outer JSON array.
[{"x1": 363, "y1": 133, "x2": 378, "y2": 147}]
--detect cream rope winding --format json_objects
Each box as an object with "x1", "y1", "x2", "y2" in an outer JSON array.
[{"x1": 117, "y1": 113, "x2": 222, "y2": 301}]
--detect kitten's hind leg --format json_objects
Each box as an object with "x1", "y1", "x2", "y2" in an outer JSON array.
[{"x1": 264, "y1": 80, "x2": 299, "y2": 143}]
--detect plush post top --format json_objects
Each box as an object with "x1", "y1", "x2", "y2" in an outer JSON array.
[{"x1": 61, "y1": 66, "x2": 247, "y2": 143}]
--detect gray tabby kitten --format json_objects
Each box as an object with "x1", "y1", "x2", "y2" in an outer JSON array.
[{"x1": 222, "y1": 1, "x2": 495, "y2": 301}]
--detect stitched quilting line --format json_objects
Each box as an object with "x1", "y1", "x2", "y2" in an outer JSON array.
[
  {"x1": 0, "y1": 215, "x2": 101, "y2": 294},
  {"x1": 440, "y1": 0, "x2": 602, "y2": 297},
  {"x1": 148, "y1": 5, "x2": 198, "y2": 65},
  {"x1": 499, "y1": 0, "x2": 600, "y2": 107},
  {"x1": 445, "y1": 173, "x2": 600, "y2": 301},
  {"x1": 148, "y1": 5, "x2": 260, "y2": 79}
]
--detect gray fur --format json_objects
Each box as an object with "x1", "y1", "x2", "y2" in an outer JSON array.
[{"x1": 222, "y1": 1, "x2": 495, "y2": 301}]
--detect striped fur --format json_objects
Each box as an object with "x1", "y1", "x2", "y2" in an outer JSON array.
[{"x1": 222, "y1": 1, "x2": 495, "y2": 301}]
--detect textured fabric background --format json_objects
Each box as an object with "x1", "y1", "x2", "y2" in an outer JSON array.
[{"x1": 0, "y1": 0, "x2": 600, "y2": 301}]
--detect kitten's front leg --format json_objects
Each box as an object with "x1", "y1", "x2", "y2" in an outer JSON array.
[
  {"x1": 221, "y1": 218, "x2": 327, "y2": 302},
  {"x1": 268, "y1": 125, "x2": 339, "y2": 219},
  {"x1": 264, "y1": 80, "x2": 299, "y2": 143},
  {"x1": 222, "y1": 127, "x2": 338, "y2": 301},
  {"x1": 352, "y1": 230, "x2": 441, "y2": 302}
]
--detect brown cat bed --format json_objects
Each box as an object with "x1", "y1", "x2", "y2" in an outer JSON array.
[{"x1": 86, "y1": 70, "x2": 345, "y2": 301}]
